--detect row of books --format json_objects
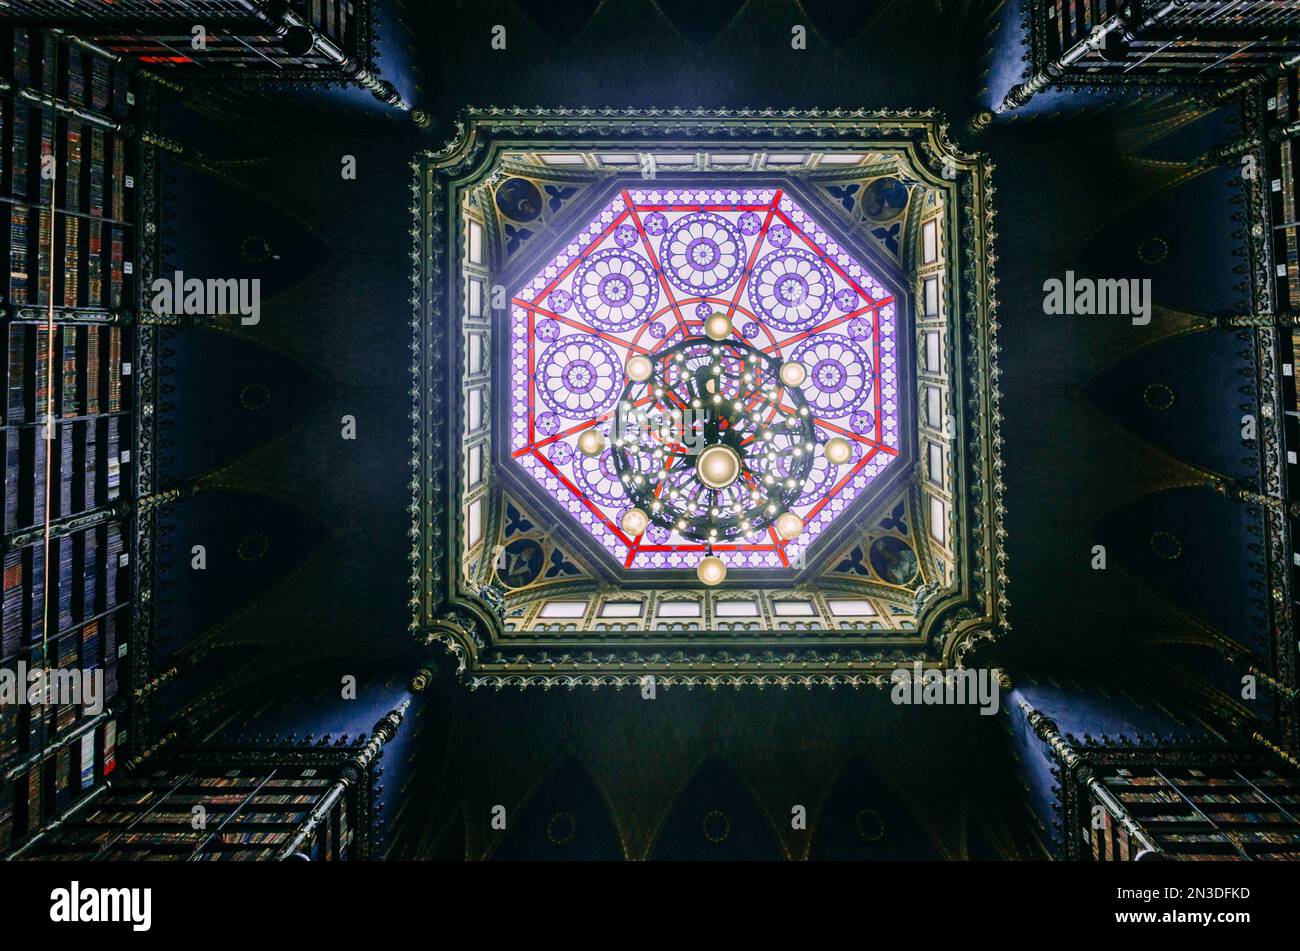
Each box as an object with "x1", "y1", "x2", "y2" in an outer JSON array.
[
  {"x1": 4, "y1": 323, "x2": 125, "y2": 426},
  {"x1": 16, "y1": 765, "x2": 355, "y2": 860},
  {"x1": 1107, "y1": 768, "x2": 1299, "y2": 789},
  {"x1": 0, "y1": 522, "x2": 127, "y2": 657},
  {"x1": 1, "y1": 106, "x2": 131, "y2": 220},
  {"x1": 0, "y1": 417, "x2": 126, "y2": 533},
  {"x1": 35, "y1": 3, "x2": 351, "y2": 73},
  {"x1": 1273, "y1": 73, "x2": 1300, "y2": 312},
  {"x1": 1, "y1": 203, "x2": 129, "y2": 308},
  {"x1": 0, "y1": 618, "x2": 122, "y2": 770},
  {"x1": 0, "y1": 715, "x2": 117, "y2": 853},
  {"x1": 309, "y1": 0, "x2": 353, "y2": 47},
  {"x1": 1, "y1": 28, "x2": 134, "y2": 855},
  {"x1": 1046, "y1": 2, "x2": 1300, "y2": 77},
  {"x1": 1092, "y1": 767, "x2": 1300, "y2": 860},
  {"x1": 1050, "y1": 0, "x2": 1121, "y2": 57},
  {"x1": 1, "y1": 101, "x2": 54, "y2": 207},
  {"x1": 1291, "y1": 330, "x2": 1300, "y2": 409},
  {"x1": 2, "y1": 29, "x2": 132, "y2": 120}
]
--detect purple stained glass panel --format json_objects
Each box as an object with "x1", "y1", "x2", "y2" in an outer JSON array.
[{"x1": 509, "y1": 187, "x2": 904, "y2": 570}]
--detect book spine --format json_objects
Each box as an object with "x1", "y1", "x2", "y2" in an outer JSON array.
[
  {"x1": 7, "y1": 325, "x2": 27, "y2": 423},
  {"x1": 89, "y1": 128, "x2": 105, "y2": 218},
  {"x1": 81, "y1": 421, "x2": 95, "y2": 511},
  {"x1": 2, "y1": 549, "x2": 22, "y2": 657},
  {"x1": 36, "y1": 208, "x2": 52, "y2": 305},
  {"x1": 81, "y1": 531, "x2": 97, "y2": 620},
  {"x1": 37, "y1": 113, "x2": 53, "y2": 207},
  {"x1": 110, "y1": 135, "x2": 125, "y2": 222},
  {"x1": 10, "y1": 106, "x2": 29, "y2": 201},
  {"x1": 27, "y1": 541, "x2": 44, "y2": 644},
  {"x1": 104, "y1": 416, "x2": 119, "y2": 502},
  {"x1": 106, "y1": 326, "x2": 121, "y2": 413},
  {"x1": 9, "y1": 207, "x2": 30, "y2": 304},
  {"x1": 2, "y1": 430, "x2": 17, "y2": 535},
  {"x1": 103, "y1": 523, "x2": 121, "y2": 613},
  {"x1": 57, "y1": 422, "x2": 73, "y2": 519},
  {"x1": 85, "y1": 327, "x2": 100, "y2": 416},
  {"x1": 56, "y1": 533, "x2": 72, "y2": 630},
  {"x1": 59, "y1": 325, "x2": 77, "y2": 418},
  {"x1": 65, "y1": 123, "x2": 83, "y2": 214},
  {"x1": 62, "y1": 215, "x2": 80, "y2": 308},
  {"x1": 109, "y1": 226, "x2": 123, "y2": 308}
]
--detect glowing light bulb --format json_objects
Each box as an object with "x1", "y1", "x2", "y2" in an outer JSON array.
[
  {"x1": 697, "y1": 555, "x2": 727, "y2": 586},
  {"x1": 779, "y1": 361, "x2": 807, "y2": 387},
  {"x1": 577, "y1": 428, "x2": 606, "y2": 457},
  {"x1": 824, "y1": 436, "x2": 852, "y2": 465},
  {"x1": 775, "y1": 512, "x2": 803, "y2": 540},
  {"x1": 696, "y1": 445, "x2": 740, "y2": 490},
  {"x1": 626, "y1": 354, "x2": 653, "y2": 382},
  {"x1": 704, "y1": 313, "x2": 733, "y2": 341},
  {"x1": 621, "y1": 508, "x2": 649, "y2": 536}
]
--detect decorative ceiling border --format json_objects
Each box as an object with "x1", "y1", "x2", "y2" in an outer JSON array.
[
  {"x1": 410, "y1": 108, "x2": 1008, "y2": 687},
  {"x1": 1242, "y1": 90, "x2": 1299, "y2": 753}
]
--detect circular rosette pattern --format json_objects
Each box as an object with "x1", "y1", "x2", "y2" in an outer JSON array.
[
  {"x1": 659, "y1": 212, "x2": 746, "y2": 296},
  {"x1": 574, "y1": 448, "x2": 639, "y2": 508},
  {"x1": 747, "y1": 248, "x2": 834, "y2": 331},
  {"x1": 789, "y1": 333, "x2": 873, "y2": 418},
  {"x1": 536, "y1": 336, "x2": 623, "y2": 418},
  {"x1": 572, "y1": 248, "x2": 657, "y2": 332}
]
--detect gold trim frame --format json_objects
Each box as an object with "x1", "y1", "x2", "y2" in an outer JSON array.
[{"x1": 411, "y1": 108, "x2": 1007, "y2": 688}]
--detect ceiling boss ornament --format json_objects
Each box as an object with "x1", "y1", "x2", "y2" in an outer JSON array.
[{"x1": 611, "y1": 325, "x2": 819, "y2": 581}]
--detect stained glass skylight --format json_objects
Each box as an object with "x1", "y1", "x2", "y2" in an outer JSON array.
[{"x1": 509, "y1": 186, "x2": 902, "y2": 571}]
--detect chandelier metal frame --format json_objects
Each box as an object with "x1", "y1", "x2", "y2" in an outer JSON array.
[{"x1": 610, "y1": 336, "x2": 817, "y2": 545}]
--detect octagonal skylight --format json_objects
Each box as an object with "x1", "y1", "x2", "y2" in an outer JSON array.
[{"x1": 509, "y1": 186, "x2": 903, "y2": 570}]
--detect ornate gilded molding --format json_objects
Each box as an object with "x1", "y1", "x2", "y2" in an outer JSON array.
[{"x1": 413, "y1": 108, "x2": 1007, "y2": 687}]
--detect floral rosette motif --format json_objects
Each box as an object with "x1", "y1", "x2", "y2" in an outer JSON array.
[
  {"x1": 537, "y1": 336, "x2": 623, "y2": 417},
  {"x1": 659, "y1": 212, "x2": 746, "y2": 296},
  {"x1": 572, "y1": 248, "x2": 657, "y2": 332},
  {"x1": 747, "y1": 248, "x2": 834, "y2": 331},
  {"x1": 573, "y1": 449, "x2": 634, "y2": 507},
  {"x1": 789, "y1": 333, "x2": 873, "y2": 417}
]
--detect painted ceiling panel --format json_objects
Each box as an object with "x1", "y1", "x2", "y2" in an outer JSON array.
[{"x1": 509, "y1": 186, "x2": 903, "y2": 571}]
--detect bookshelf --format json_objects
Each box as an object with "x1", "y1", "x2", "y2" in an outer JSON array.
[
  {"x1": 1004, "y1": 1, "x2": 1300, "y2": 113},
  {"x1": 12, "y1": 699, "x2": 417, "y2": 861},
  {"x1": 10, "y1": 1, "x2": 397, "y2": 106},
  {"x1": 0, "y1": 26, "x2": 135, "y2": 856},
  {"x1": 1088, "y1": 766, "x2": 1300, "y2": 861},
  {"x1": 1261, "y1": 65, "x2": 1300, "y2": 640},
  {"x1": 18, "y1": 763, "x2": 357, "y2": 861},
  {"x1": 14, "y1": 701, "x2": 410, "y2": 860},
  {"x1": 1041, "y1": 1, "x2": 1300, "y2": 79},
  {"x1": 1267, "y1": 68, "x2": 1300, "y2": 313}
]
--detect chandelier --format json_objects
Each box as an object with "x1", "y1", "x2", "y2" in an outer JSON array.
[{"x1": 578, "y1": 314, "x2": 853, "y2": 585}]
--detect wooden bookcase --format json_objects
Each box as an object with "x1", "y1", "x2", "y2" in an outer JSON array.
[
  {"x1": 1089, "y1": 766, "x2": 1300, "y2": 861},
  {"x1": 1034, "y1": 1, "x2": 1300, "y2": 83},
  {"x1": 1261, "y1": 66, "x2": 1300, "y2": 640},
  {"x1": 0, "y1": 26, "x2": 135, "y2": 856},
  {"x1": 16, "y1": 730, "x2": 402, "y2": 861},
  {"x1": 14, "y1": 1, "x2": 370, "y2": 84},
  {"x1": 21, "y1": 764, "x2": 356, "y2": 861}
]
